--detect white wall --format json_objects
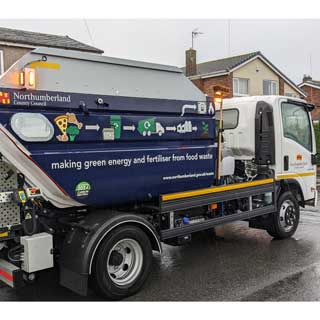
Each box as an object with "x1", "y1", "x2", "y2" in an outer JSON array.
[
  {"x1": 233, "y1": 58, "x2": 279, "y2": 96},
  {"x1": 284, "y1": 82, "x2": 300, "y2": 97}
]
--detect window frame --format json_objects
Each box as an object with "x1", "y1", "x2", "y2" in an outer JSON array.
[
  {"x1": 233, "y1": 78, "x2": 249, "y2": 97},
  {"x1": 281, "y1": 101, "x2": 313, "y2": 152},
  {"x1": 284, "y1": 92, "x2": 296, "y2": 98},
  {"x1": 263, "y1": 79, "x2": 278, "y2": 95},
  {"x1": 0, "y1": 50, "x2": 4, "y2": 75},
  {"x1": 271, "y1": 80, "x2": 277, "y2": 94},
  {"x1": 216, "y1": 108, "x2": 239, "y2": 130}
]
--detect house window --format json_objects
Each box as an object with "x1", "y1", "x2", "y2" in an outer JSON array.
[
  {"x1": 0, "y1": 50, "x2": 3, "y2": 75},
  {"x1": 233, "y1": 78, "x2": 249, "y2": 96},
  {"x1": 285, "y1": 92, "x2": 295, "y2": 97},
  {"x1": 263, "y1": 80, "x2": 277, "y2": 95}
]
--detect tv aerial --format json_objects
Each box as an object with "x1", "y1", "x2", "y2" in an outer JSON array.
[{"x1": 191, "y1": 28, "x2": 203, "y2": 49}]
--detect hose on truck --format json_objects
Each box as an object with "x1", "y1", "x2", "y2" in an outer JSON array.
[{"x1": 7, "y1": 244, "x2": 24, "y2": 262}]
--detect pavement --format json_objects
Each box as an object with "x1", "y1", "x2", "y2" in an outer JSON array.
[{"x1": 1, "y1": 205, "x2": 320, "y2": 301}]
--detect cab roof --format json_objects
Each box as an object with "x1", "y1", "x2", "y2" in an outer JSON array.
[{"x1": 221, "y1": 95, "x2": 313, "y2": 110}]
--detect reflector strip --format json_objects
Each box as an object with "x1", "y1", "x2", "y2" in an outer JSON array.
[{"x1": 0, "y1": 268, "x2": 13, "y2": 282}]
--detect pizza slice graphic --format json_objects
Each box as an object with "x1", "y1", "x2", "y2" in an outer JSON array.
[
  {"x1": 54, "y1": 115, "x2": 68, "y2": 135},
  {"x1": 54, "y1": 115, "x2": 69, "y2": 141},
  {"x1": 54, "y1": 113, "x2": 83, "y2": 142}
]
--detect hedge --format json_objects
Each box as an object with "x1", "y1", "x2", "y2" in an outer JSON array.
[
  {"x1": 314, "y1": 124, "x2": 320, "y2": 151},
  {"x1": 314, "y1": 124, "x2": 320, "y2": 165}
]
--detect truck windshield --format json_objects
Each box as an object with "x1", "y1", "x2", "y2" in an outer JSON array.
[{"x1": 281, "y1": 102, "x2": 312, "y2": 152}]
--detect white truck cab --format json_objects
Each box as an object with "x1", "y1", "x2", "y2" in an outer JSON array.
[{"x1": 218, "y1": 95, "x2": 317, "y2": 206}]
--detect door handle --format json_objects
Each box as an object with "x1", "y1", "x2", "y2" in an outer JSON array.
[{"x1": 284, "y1": 155, "x2": 289, "y2": 171}]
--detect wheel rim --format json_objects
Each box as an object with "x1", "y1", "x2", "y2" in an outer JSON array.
[
  {"x1": 107, "y1": 238, "x2": 143, "y2": 286},
  {"x1": 279, "y1": 199, "x2": 297, "y2": 232}
]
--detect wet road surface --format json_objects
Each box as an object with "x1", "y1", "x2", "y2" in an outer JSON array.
[{"x1": 1, "y1": 206, "x2": 320, "y2": 301}]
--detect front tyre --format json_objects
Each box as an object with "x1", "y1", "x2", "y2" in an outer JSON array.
[
  {"x1": 267, "y1": 191, "x2": 300, "y2": 239},
  {"x1": 92, "y1": 225, "x2": 152, "y2": 300}
]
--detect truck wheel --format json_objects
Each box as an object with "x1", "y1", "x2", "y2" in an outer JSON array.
[
  {"x1": 92, "y1": 225, "x2": 152, "y2": 300},
  {"x1": 267, "y1": 191, "x2": 300, "y2": 239}
]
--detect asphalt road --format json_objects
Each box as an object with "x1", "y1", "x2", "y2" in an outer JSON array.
[{"x1": 1, "y1": 205, "x2": 320, "y2": 301}]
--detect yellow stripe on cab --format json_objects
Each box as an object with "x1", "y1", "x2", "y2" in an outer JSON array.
[{"x1": 276, "y1": 172, "x2": 316, "y2": 180}]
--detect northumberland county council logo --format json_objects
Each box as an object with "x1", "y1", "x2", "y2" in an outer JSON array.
[
  {"x1": 0, "y1": 92, "x2": 10, "y2": 104},
  {"x1": 75, "y1": 181, "x2": 91, "y2": 197}
]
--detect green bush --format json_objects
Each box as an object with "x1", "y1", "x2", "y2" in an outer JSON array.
[
  {"x1": 313, "y1": 124, "x2": 320, "y2": 165},
  {"x1": 314, "y1": 124, "x2": 320, "y2": 152}
]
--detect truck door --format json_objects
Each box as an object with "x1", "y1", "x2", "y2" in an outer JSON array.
[{"x1": 279, "y1": 100, "x2": 317, "y2": 202}]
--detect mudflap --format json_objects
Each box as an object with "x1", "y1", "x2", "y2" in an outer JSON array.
[
  {"x1": 60, "y1": 266, "x2": 88, "y2": 296},
  {"x1": 59, "y1": 210, "x2": 161, "y2": 296}
]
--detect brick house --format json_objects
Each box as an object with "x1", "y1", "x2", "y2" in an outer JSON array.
[
  {"x1": 182, "y1": 49, "x2": 305, "y2": 100},
  {"x1": 298, "y1": 76, "x2": 320, "y2": 121},
  {"x1": 0, "y1": 27, "x2": 103, "y2": 75}
]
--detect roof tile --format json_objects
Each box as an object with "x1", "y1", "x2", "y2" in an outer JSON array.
[
  {"x1": 0, "y1": 27, "x2": 103, "y2": 54},
  {"x1": 198, "y1": 51, "x2": 259, "y2": 75},
  {"x1": 181, "y1": 51, "x2": 260, "y2": 75}
]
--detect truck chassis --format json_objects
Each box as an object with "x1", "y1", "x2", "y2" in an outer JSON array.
[
  {"x1": 54, "y1": 175, "x2": 292, "y2": 300},
  {"x1": 159, "y1": 178, "x2": 275, "y2": 240}
]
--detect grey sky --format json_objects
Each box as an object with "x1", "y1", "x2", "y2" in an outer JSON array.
[{"x1": 0, "y1": 19, "x2": 318, "y2": 84}]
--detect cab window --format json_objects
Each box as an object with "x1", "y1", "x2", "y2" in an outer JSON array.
[
  {"x1": 281, "y1": 102, "x2": 312, "y2": 151},
  {"x1": 216, "y1": 109, "x2": 239, "y2": 130}
]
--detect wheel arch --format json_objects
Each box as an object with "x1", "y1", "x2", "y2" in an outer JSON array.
[
  {"x1": 277, "y1": 179, "x2": 305, "y2": 207},
  {"x1": 59, "y1": 210, "x2": 161, "y2": 296},
  {"x1": 88, "y1": 219, "x2": 161, "y2": 274}
]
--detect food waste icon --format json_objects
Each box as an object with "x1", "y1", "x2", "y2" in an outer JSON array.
[
  {"x1": 110, "y1": 115, "x2": 122, "y2": 139},
  {"x1": 54, "y1": 113, "x2": 83, "y2": 142}
]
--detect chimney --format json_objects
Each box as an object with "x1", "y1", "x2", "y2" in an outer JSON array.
[
  {"x1": 186, "y1": 48, "x2": 197, "y2": 77},
  {"x1": 303, "y1": 74, "x2": 312, "y2": 82}
]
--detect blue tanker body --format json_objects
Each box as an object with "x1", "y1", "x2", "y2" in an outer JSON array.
[
  {"x1": 0, "y1": 49, "x2": 216, "y2": 208},
  {"x1": 0, "y1": 90, "x2": 216, "y2": 208}
]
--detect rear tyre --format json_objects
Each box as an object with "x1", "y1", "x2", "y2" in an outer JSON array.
[
  {"x1": 92, "y1": 225, "x2": 152, "y2": 300},
  {"x1": 267, "y1": 191, "x2": 300, "y2": 239}
]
